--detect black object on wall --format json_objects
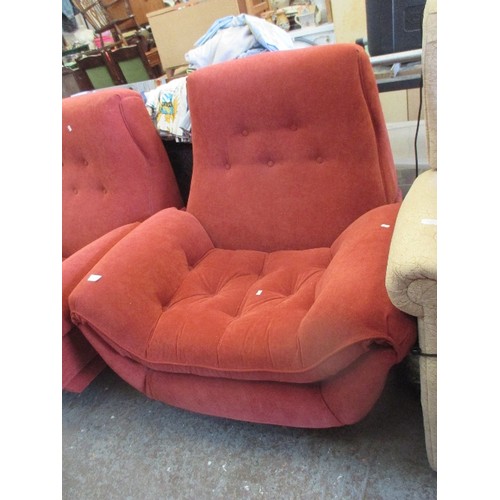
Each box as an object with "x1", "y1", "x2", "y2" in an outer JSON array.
[{"x1": 365, "y1": 0, "x2": 426, "y2": 56}]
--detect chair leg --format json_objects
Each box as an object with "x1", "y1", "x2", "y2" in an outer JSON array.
[{"x1": 114, "y1": 25, "x2": 129, "y2": 46}]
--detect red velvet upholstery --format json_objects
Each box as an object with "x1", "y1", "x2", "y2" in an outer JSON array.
[
  {"x1": 62, "y1": 88, "x2": 183, "y2": 392},
  {"x1": 69, "y1": 45, "x2": 417, "y2": 427}
]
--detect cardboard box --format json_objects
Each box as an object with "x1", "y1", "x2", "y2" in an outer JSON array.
[{"x1": 147, "y1": 0, "x2": 246, "y2": 71}]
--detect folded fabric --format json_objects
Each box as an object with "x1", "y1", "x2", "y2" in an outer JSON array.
[
  {"x1": 186, "y1": 14, "x2": 294, "y2": 69},
  {"x1": 62, "y1": 0, "x2": 75, "y2": 19}
]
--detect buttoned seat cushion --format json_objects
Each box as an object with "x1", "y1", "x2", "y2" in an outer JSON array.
[{"x1": 70, "y1": 204, "x2": 415, "y2": 425}]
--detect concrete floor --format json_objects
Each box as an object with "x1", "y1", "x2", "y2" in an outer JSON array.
[{"x1": 62, "y1": 364, "x2": 437, "y2": 499}]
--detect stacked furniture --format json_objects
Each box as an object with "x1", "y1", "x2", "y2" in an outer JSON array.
[{"x1": 70, "y1": 0, "x2": 141, "y2": 48}]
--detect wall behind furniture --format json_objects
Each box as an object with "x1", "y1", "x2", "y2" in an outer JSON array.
[{"x1": 329, "y1": 0, "x2": 424, "y2": 123}]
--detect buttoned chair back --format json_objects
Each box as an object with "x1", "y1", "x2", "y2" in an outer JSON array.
[
  {"x1": 186, "y1": 44, "x2": 401, "y2": 252},
  {"x1": 63, "y1": 88, "x2": 182, "y2": 257}
]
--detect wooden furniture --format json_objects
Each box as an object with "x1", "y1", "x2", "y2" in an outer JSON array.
[
  {"x1": 145, "y1": 46, "x2": 161, "y2": 72},
  {"x1": 72, "y1": 42, "x2": 160, "y2": 92},
  {"x1": 128, "y1": 0, "x2": 165, "y2": 25},
  {"x1": 243, "y1": 0, "x2": 269, "y2": 16},
  {"x1": 71, "y1": 0, "x2": 141, "y2": 47},
  {"x1": 147, "y1": 0, "x2": 247, "y2": 73},
  {"x1": 62, "y1": 66, "x2": 90, "y2": 97},
  {"x1": 108, "y1": 43, "x2": 159, "y2": 82},
  {"x1": 75, "y1": 50, "x2": 126, "y2": 88}
]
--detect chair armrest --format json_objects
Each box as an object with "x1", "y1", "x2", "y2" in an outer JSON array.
[
  {"x1": 385, "y1": 169, "x2": 437, "y2": 318},
  {"x1": 68, "y1": 208, "x2": 214, "y2": 355},
  {"x1": 300, "y1": 203, "x2": 417, "y2": 369},
  {"x1": 62, "y1": 222, "x2": 140, "y2": 336}
]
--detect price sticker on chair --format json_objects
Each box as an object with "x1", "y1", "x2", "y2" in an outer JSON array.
[{"x1": 88, "y1": 274, "x2": 102, "y2": 282}]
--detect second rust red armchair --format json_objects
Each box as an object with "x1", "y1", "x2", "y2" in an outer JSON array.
[{"x1": 62, "y1": 88, "x2": 183, "y2": 392}]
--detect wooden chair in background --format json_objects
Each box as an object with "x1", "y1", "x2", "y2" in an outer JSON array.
[
  {"x1": 108, "y1": 43, "x2": 159, "y2": 83},
  {"x1": 70, "y1": 0, "x2": 141, "y2": 48},
  {"x1": 75, "y1": 44, "x2": 160, "y2": 91},
  {"x1": 75, "y1": 50, "x2": 126, "y2": 89}
]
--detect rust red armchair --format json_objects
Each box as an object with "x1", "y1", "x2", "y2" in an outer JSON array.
[
  {"x1": 62, "y1": 88, "x2": 183, "y2": 392},
  {"x1": 69, "y1": 45, "x2": 416, "y2": 427}
]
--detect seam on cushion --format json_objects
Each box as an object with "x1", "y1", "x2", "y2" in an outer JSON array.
[
  {"x1": 163, "y1": 247, "x2": 216, "y2": 310},
  {"x1": 319, "y1": 384, "x2": 344, "y2": 426},
  {"x1": 314, "y1": 247, "x2": 335, "y2": 297},
  {"x1": 133, "y1": 334, "x2": 384, "y2": 382},
  {"x1": 356, "y1": 50, "x2": 390, "y2": 203},
  {"x1": 295, "y1": 268, "x2": 328, "y2": 370},
  {"x1": 118, "y1": 94, "x2": 154, "y2": 214},
  {"x1": 387, "y1": 308, "x2": 417, "y2": 362},
  {"x1": 297, "y1": 268, "x2": 326, "y2": 294},
  {"x1": 176, "y1": 319, "x2": 191, "y2": 365},
  {"x1": 216, "y1": 253, "x2": 268, "y2": 368},
  {"x1": 145, "y1": 306, "x2": 165, "y2": 360},
  {"x1": 144, "y1": 368, "x2": 154, "y2": 398},
  {"x1": 234, "y1": 252, "x2": 268, "y2": 318},
  {"x1": 265, "y1": 318, "x2": 275, "y2": 370},
  {"x1": 296, "y1": 330, "x2": 304, "y2": 369},
  {"x1": 145, "y1": 248, "x2": 216, "y2": 359}
]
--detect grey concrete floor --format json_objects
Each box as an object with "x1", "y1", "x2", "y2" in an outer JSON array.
[{"x1": 62, "y1": 364, "x2": 437, "y2": 499}]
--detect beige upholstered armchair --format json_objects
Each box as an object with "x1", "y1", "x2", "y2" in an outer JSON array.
[{"x1": 385, "y1": 0, "x2": 437, "y2": 470}]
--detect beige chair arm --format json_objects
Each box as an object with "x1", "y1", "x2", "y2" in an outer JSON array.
[{"x1": 386, "y1": 169, "x2": 437, "y2": 318}]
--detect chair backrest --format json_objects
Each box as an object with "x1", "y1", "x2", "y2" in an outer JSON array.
[
  {"x1": 71, "y1": 0, "x2": 139, "y2": 47},
  {"x1": 101, "y1": 0, "x2": 137, "y2": 29},
  {"x1": 76, "y1": 51, "x2": 125, "y2": 88},
  {"x1": 422, "y1": 0, "x2": 437, "y2": 171},
  {"x1": 62, "y1": 88, "x2": 183, "y2": 258},
  {"x1": 108, "y1": 44, "x2": 156, "y2": 83},
  {"x1": 186, "y1": 44, "x2": 400, "y2": 252},
  {"x1": 62, "y1": 66, "x2": 86, "y2": 97},
  {"x1": 71, "y1": 0, "x2": 110, "y2": 32}
]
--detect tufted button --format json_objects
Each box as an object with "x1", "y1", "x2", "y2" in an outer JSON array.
[
  {"x1": 316, "y1": 156, "x2": 324, "y2": 164},
  {"x1": 102, "y1": 187, "x2": 108, "y2": 194},
  {"x1": 241, "y1": 129, "x2": 249, "y2": 136},
  {"x1": 82, "y1": 159, "x2": 88, "y2": 166},
  {"x1": 267, "y1": 160, "x2": 274, "y2": 167},
  {"x1": 225, "y1": 162, "x2": 231, "y2": 170},
  {"x1": 290, "y1": 124, "x2": 298, "y2": 131},
  {"x1": 73, "y1": 188, "x2": 78, "y2": 195}
]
